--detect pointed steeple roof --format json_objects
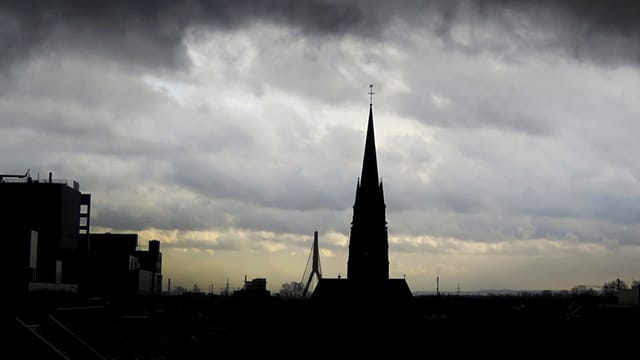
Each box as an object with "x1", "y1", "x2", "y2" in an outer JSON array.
[
  {"x1": 348, "y1": 86, "x2": 390, "y2": 283},
  {"x1": 360, "y1": 103, "x2": 379, "y2": 187}
]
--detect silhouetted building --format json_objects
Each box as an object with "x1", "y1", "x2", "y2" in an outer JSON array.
[
  {"x1": 81, "y1": 233, "x2": 162, "y2": 297},
  {"x1": 619, "y1": 285, "x2": 640, "y2": 306},
  {"x1": 234, "y1": 276, "x2": 271, "y2": 298},
  {"x1": 312, "y1": 89, "x2": 412, "y2": 303},
  {"x1": 136, "y1": 239, "x2": 163, "y2": 295},
  {"x1": 2, "y1": 171, "x2": 91, "y2": 295},
  {"x1": 348, "y1": 96, "x2": 389, "y2": 282}
]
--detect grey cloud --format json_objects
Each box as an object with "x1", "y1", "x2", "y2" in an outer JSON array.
[
  {"x1": 97, "y1": 206, "x2": 207, "y2": 232},
  {"x1": 0, "y1": 55, "x2": 180, "y2": 164},
  {"x1": 526, "y1": 216, "x2": 640, "y2": 246},
  {"x1": 379, "y1": 115, "x2": 640, "y2": 244},
  {"x1": 94, "y1": 186, "x2": 354, "y2": 236},
  {"x1": 167, "y1": 121, "x2": 361, "y2": 213},
  {"x1": 157, "y1": 238, "x2": 241, "y2": 252},
  {"x1": 159, "y1": 228, "x2": 342, "y2": 254},
  {"x1": 388, "y1": 207, "x2": 639, "y2": 246},
  {"x1": 0, "y1": 49, "x2": 364, "y2": 234}
]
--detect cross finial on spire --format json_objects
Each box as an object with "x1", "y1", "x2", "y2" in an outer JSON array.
[{"x1": 369, "y1": 84, "x2": 375, "y2": 106}]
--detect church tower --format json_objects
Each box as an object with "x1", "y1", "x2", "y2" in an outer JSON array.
[
  {"x1": 347, "y1": 85, "x2": 389, "y2": 282},
  {"x1": 310, "y1": 85, "x2": 412, "y2": 303}
]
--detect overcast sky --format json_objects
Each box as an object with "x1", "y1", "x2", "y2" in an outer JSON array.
[{"x1": 2, "y1": 0, "x2": 639, "y2": 292}]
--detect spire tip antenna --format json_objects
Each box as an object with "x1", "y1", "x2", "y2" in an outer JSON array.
[{"x1": 368, "y1": 84, "x2": 375, "y2": 106}]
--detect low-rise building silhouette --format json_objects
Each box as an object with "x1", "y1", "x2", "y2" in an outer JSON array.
[
  {"x1": 81, "y1": 233, "x2": 162, "y2": 298},
  {"x1": 136, "y1": 239, "x2": 163, "y2": 294},
  {"x1": 233, "y1": 276, "x2": 270, "y2": 298},
  {"x1": 618, "y1": 285, "x2": 639, "y2": 306}
]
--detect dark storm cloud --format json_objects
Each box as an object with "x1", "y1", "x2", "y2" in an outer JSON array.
[
  {"x1": 2, "y1": 0, "x2": 640, "y2": 72},
  {"x1": 501, "y1": 0, "x2": 640, "y2": 66},
  {"x1": 538, "y1": 0, "x2": 640, "y2": 37},
  {"x1": 0, "y1": 0, "x2": 370, "y2": 70}
]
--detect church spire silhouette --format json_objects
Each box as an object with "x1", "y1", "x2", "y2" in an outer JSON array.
[
  {"x1": 347, "y1": 85, "x2": 389, "y2": 282},
  {"x1": 360, "y1": 97, "x2": 379, "y2": 189},
  {"x1": 310, "y1": 85, "x2": 412, "y2": 302}
]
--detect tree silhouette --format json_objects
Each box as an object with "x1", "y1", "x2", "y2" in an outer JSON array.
[
  {"x1": 279, "y1": 281, "x2": 304, "y2": 298},
  {"x1": 602, "y1": 279, "x2": 628, "y2": 294}
]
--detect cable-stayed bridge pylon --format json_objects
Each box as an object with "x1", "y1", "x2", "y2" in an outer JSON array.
[{"x1": 301, "y1": 230, "x2": 322, "y2": 297}]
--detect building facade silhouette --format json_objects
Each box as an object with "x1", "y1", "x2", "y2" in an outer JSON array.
[
  {"x1": 2, "y1": 172, "x2": 91, "y2": 294},
  {"x1": 82, "y1": 233, "x2": 163, "y2": 297},
  {"x1": 233, "y1": 276, "x2": 271, "y2": 298}
]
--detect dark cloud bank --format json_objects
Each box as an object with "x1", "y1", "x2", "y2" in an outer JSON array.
[{"x1": 2, "y1": 0, "x2": 640, "y2": 71}]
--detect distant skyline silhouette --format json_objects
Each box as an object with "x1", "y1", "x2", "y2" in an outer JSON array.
[{"x1": 1, "y1": 1, "x2": 639, "y2": 292}]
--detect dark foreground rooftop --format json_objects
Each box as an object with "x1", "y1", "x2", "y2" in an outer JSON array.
[{"x1": 11, "y1": 291, "x2": 639, "y2": 359}]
